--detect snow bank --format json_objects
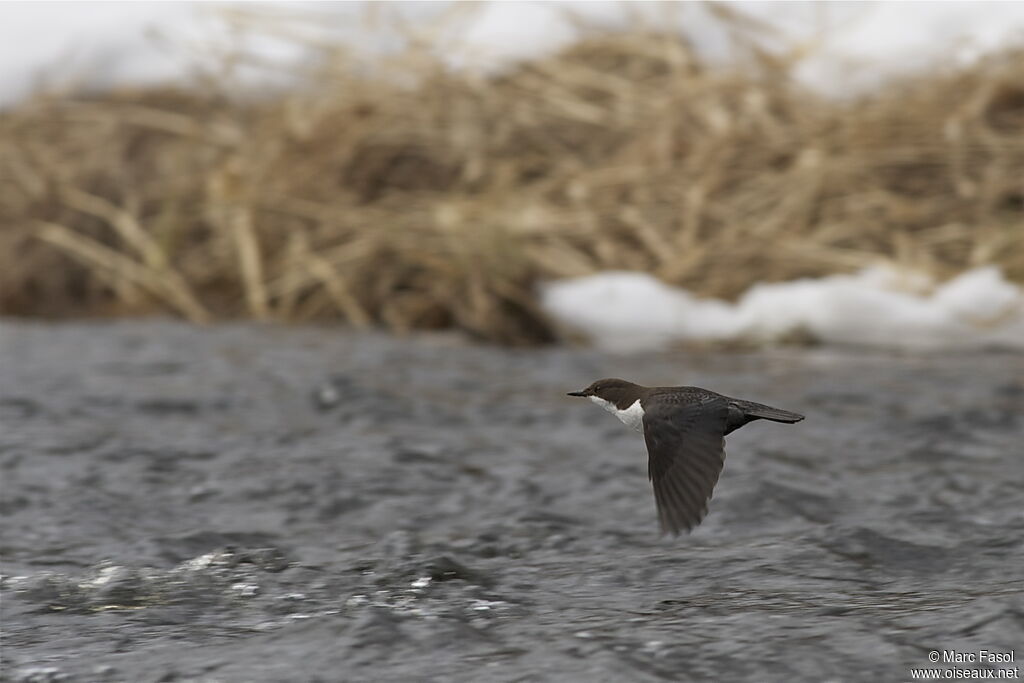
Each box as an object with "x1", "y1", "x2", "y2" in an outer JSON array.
[
  {"x1": 4, "y1": 2, "x2": 1024, "y2": 106},
  {"x1": 539, "y1": 266, "x2": 1024, "y2": 352}
]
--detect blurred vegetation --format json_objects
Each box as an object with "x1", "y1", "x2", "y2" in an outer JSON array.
[{"x1": 2, "y1": 5, "x2": 1022, "y2": 343}]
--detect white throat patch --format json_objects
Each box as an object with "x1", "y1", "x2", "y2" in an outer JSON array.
[{"x1": 589, "y1": 396, "x2": 645, "y2": 432}]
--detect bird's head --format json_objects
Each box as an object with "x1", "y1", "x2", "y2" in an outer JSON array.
[{"x1": 567, "y1": 378, "x2": 641, "y2": 408}]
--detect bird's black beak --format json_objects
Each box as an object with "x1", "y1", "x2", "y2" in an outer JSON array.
[{"x1": 567, "y1": 391, "x2": 587, "y2": 397}]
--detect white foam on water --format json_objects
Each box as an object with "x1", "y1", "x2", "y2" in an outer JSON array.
[{"x1": 540, "y1": 266, "x2": 1024, "y2": 352}]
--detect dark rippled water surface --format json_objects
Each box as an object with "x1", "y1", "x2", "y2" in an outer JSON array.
[{"x1": 2, "y1": 321, "x2": 1022, "y2": 682}]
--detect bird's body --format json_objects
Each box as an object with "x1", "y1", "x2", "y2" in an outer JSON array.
[{"x1": 568, "y1": 378, "x2": 804, "y2": 535}]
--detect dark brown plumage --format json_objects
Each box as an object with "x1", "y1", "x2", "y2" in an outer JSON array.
[{"x1": 568, "y1": 378, "x2": 804, "y2": 535}]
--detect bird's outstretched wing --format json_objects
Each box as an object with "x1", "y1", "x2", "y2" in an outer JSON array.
[{"x1": 642, "y1": 393, "x2": 729, "y2": 535}]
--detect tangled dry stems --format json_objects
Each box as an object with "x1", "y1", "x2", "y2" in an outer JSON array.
[{"x1": 2, "y1": 9, "x2": 1022, "y2": 343}]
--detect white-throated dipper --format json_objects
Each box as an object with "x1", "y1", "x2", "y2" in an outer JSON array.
[{"x1": 568, "y1": 378, "x2": 804, "y2": 535}]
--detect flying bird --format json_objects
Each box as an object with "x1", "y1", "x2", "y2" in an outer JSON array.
[{"x1": 568, "y1": 378, "x2": 804, "y2": 535}]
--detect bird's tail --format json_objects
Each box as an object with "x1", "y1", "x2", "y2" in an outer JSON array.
[{"x1": 736, "y1": 400, "x2": 805, "y2": 424}]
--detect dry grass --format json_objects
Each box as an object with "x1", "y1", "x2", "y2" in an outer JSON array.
[{"x1": 2, "y1": 6, "x2": 1023, "y2": 343}]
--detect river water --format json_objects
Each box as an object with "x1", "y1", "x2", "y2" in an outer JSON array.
[{"x1": 1, "y1": 321, "x2": 1021, "y2": 682}]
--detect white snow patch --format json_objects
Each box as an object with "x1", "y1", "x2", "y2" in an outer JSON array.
[
  {"x1": 3, "y1": 2, "x2": 1024, "y2": 105},
  {"x1": 540, "y1": 266, "x2": 1024, "y2": 353}
]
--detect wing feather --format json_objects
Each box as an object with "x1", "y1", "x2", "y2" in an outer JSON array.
[{"x1": 643, "y1": 393, "x2": 729, "y2": 534}]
